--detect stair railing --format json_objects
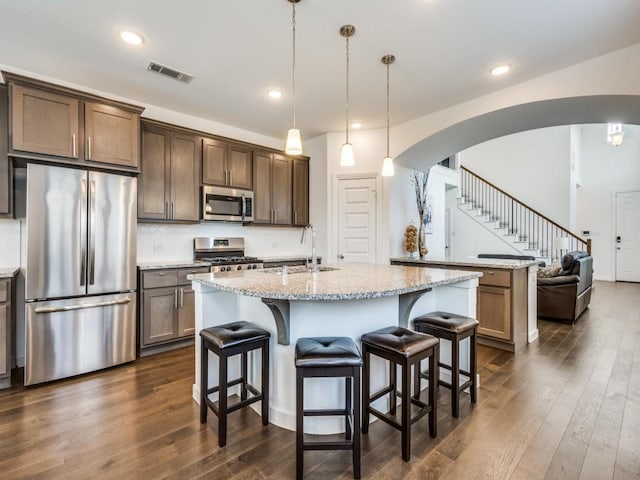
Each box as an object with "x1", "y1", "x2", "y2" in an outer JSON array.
[{"x1": 460, "y1": 166, "x2": 591, "y2": 259}]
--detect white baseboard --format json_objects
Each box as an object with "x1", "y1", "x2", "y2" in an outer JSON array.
[{"x1": 528, "y1": 329, "x2": 539, "y2": 343}]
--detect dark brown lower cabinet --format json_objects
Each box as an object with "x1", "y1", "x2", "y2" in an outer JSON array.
[{"x1": 138, "y1": 266, "x2": 209, "y2": 356}]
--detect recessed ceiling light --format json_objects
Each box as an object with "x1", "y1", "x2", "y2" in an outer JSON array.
[
  {"x1": 490, "y1": 64, "x2": 511, "y2": 76},
  {"x1": 119, "y1": 30, "x2": 145, "y2": 45},
  {"x1": 351, "y1": 122, "x2": 363, "y2": 129},
  {"x1": 267, "y1": 89, "x2": 283, "y2": 99}
]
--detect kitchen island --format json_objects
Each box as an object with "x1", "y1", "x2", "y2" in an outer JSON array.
[
  {"x1": 391, "y1": 257, "x2": 539, "y2": 352},
  {"x1": 189, "y1": 263, "x2": 481, "y2": 433}
]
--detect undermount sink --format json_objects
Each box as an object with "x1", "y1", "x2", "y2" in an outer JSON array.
[{"x1": 261, "y1": 265, "x2": 339, "y2": 274}]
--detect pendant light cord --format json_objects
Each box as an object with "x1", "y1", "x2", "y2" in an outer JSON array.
[
  {"x1": 345, "y1": 35, "x2": 350, "y2": 144},
  {"x1": 291, "y1": 3, "x2": 297, "y2": 129},
  {"x1": 386, "y1": 62, "x2": 390, "y2": 157}
]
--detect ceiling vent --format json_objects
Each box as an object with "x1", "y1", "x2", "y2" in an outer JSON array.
[{"x1": 146, "y1": 61, "x2": 194, "y2": 84}]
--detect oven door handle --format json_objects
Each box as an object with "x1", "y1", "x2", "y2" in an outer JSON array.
[{"x1": 241, "y1": 194, "x2": 246, "y2": 221}]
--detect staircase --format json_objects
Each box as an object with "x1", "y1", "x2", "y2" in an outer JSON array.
[{"x1": 458, "y1": 166, "x2": 590, "y2": 264}]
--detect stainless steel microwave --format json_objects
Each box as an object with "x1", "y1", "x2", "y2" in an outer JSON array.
[{"x1": 202, "y1": 185, "x2": 254, "y2": 222}]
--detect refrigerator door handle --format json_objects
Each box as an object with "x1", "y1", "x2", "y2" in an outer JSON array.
[
  {"x1": 34, "y1": 297, "x2": 132, "y2": 314},
  {"x1": 89, "y1": 179, "x2": 96, "y2": 285},
  {"x1": 80, "y1": 178, "x2": 87, "y2": 286}
]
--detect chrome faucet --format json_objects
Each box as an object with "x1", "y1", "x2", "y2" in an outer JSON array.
[{"x1": 300, "y1": 224, "x2": 318, "y2": 273}]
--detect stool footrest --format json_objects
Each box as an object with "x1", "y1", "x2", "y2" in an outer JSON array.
[
  {"x1": 304, "y1": 408, "x2": 350, "y2": 417},
  {"x1": 369, "y1": 385, "x2": 394, "y2": 403},
  {"x1": 206, "y1": 376, "x2": 245, "y2": 395},
  {"x1": 304, "y1": 441, "x2": 355, "y2": 451},
  {"x1": 226, "y1": 395, "x2": 263, "y2": 414}
]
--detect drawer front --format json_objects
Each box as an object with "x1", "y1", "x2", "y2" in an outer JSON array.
[
  {"x1": 479, "y1": 269, "x2": 511, "y2": 288},
  {"x1": 141, "y1": 270, "x2": 178, "y2": 289},
  {"x1": 0, "y1": 280, "x2": 8, "y2": 303},
  {"x1": 177, "y1": 267, "x2": 210, "y2": 285}
]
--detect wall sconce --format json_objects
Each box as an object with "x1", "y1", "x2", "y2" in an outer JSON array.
[{"x1": 607, "y1": 123, "x2": 624, "y2": 147}]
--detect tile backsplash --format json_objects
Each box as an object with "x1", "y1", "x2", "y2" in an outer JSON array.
[
  {"x1": 137, "y1": 222, "x2": 309, "y2": 262},
  {"x1": 0, "y1": 219, "x2": 21, "y2": 268}
]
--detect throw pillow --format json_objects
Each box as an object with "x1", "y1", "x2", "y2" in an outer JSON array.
[{"x1": 537, "y1": 265, "x2": 561, "y2": 278}]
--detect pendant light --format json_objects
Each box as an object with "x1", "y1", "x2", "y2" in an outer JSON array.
[
  {"x1": 381, "y1": 54, "x2": 396, "y2": 176},
  {"x1": 285, "y1": 0, "x2": 303, "y2": 155},
  {"x1": 339, "y1": 25, "x2": 356, "y2": 167}
]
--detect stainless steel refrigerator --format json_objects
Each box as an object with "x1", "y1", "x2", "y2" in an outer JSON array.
[{"x1": 24, "y1": 163, "x2": 137, "y2": 385}]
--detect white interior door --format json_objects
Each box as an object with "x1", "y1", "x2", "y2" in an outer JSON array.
[
  {"x1": 615, "y1": 191, "x2": 640, "y2": 282},
  {"x1": 337, "y1": 177, "x2": 377, "y2": 263}
]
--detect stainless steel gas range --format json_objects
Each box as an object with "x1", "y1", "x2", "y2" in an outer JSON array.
[{"x1": 194, "y1": 237, "x2": 263, "y2": 273}]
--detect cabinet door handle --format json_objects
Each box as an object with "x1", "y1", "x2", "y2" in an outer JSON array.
[
  {"x1": 180, "y1": 288, "x2": 184, "y2": 308},
  {"x1": 294, "y1": 211, "x2": 297, "y2": 224},
  {"x1": 174, "y1": 289, "x2": 178, "y2": 309},
  {"x1": 87, "y1": 136, "x2": 92, "y2": 160},
  {"x1": 226, "y1": 170, "x2": 230, "y2": 185},
  {"x1": 273, "y1": 210, "x2": 277, "y2": 224},
  {"x1": 172, "y1": 202, "x2": 175, "y2": 219},
  {"x1": 72, "y1": 134, "x2": 77, "y2": 158}
]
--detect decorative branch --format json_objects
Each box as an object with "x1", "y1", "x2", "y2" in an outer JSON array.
[{"x1": 410, "y1": 170, "x2": 428, "y2": 216}]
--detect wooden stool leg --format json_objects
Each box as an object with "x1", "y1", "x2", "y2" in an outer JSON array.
[
  {"x1": 389, "y1": 361, "x2": 397, "y2": 416},
  {"x1": 451, "y1": 337, "x2": 460, "y2": 418},
  {"x1": 428, "y1": 345, "x2": 437, "y2": 438},
  {"x1": 413, "y1": 359, "x2": 421, "y2": 400},
  {"x1": 241, "y1": 351, "x2": 248, "y2": 401},
  {"x1": 362, "y1": 348, "x2": 371, "y2": 435},
  {"x1": 401, "y1": 361, "x2": 411, "y2": 462},
  {"x1": 296, "y1": 368, "x2": 304, "y2": 480},
  {"x1": 470, "y1": 331, "x2": 477, "y2": 404},
  {"x1": 345, "y1": 376, "x2": 353, "y2": 440},
  {"x1": 353, "y1": 368, "x2": 361, "y2": 479},
  {"x1": 218, "y1": 352, "x2": 228, "y2": 447},
  {"x1": 200, "y1": 339, "x2": 208, "y2": 424},
  {"x1": 262, "y1": 340, "x2": 270, "y2": 425}
]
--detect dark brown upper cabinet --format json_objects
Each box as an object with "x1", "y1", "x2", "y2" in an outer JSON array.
[
  {"x1": 253, "y1": 151, "x2": 292, "y2": 225},
  {"x1": 138, "y1": 121, "x2": 200, "y2": 223},
  {"x1": 5, "y1": 72, "x2": 143, "y2": 171},
  {"x1": 0, "y1": 86, "x2": 12, "y2": 218},
  {"x1": 292, "y1": 158, "x2": 309, "y2": 226},
  {"x1": 84, "y1": 102, "x2": 139, "y2": 168},
  {"x1": 202, "y1": 138, "x2": 252, "y2": 190}
]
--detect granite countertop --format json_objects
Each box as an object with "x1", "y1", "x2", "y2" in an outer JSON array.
[
  {"x1": 0, "y1": 267, "x2": 19, "y2": 278},
  {"x1": 138, "y1": 260, "x2": 211, "y2": 271},
  {"x1": 260, "y1": 255, "x2": 322, "y2": 263},
  {"x1": 189, "y1": 263, "x2": 481, "y2": 301},
  {"x1": 390, "y1": 256, "x2": 539, "y2": 270}
]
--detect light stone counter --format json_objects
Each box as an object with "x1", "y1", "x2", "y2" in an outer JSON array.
[
  {"x1": 190, "y1": 263, "x2": 480, "y2": 434},
  {"x1": 391, "y1": 256, "x2": 539, "y2": 269},
  {"x1": 0, "y1": 268, "x2": 19, "y2": 278},
  {"x1": 138, "y1": 260, "x2": 211, "y2": 271},
  {"x1": 188, "y1": 263, "x2": 480, "y2": 301}
]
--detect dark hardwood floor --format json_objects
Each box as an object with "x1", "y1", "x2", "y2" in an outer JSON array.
[{"x1": 1, "y1": 280, "x2": 639, "y2": 479}]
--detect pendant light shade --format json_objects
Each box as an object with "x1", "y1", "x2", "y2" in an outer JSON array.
[
  {"x1": 381, "y1": 156, "x2": 394, "y2": 176},
  {"x1": 286, "y1": 128, "x2": 303, "y2": 155},
  {"x1": 381, "y1": 54, "x2": 396, "y2": 177},
  {"x1": 341, "y1": 143, "x2": 355, "y2": 167},
  {"x1": 285, "y1": 0, "x2": 303, "y2": 155},
  {"x1": 340, "y1": 24, "x2": 356, "y2": 167}
]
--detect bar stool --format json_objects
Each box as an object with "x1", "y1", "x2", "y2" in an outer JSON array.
[
  {"x1": 413, "y1": 311, "x2": 479, "y2": 418},
  {"x1": 361, "y1": 326, "x2": 439, "y2": 462},
  {"x1": 200, "y1": 321, "x2": 270, "y2": 447},
  {"x1": 295, "y1": 337, "x2": 362, "y2": 480}
]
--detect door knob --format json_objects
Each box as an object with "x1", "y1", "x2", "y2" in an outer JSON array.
[{"x1": 338, "y1": 254, "x2": 344, "y2": 260}]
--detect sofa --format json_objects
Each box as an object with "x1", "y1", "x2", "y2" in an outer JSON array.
[{"x1": 537, "y1": 251, "x2": 593, "y2": 323}]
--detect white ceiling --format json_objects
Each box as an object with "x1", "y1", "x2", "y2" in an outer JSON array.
[{"x1": 1, "y1": 0, "x2": 639, "y2": 141}]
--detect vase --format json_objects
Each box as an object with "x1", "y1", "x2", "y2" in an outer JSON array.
[{"x1": 418, "y1": 213, "x2": 427, "y2": 259}]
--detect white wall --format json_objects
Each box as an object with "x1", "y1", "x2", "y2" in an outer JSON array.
[
  {"x1": 458, "y1": 126, "x2": 572, "y2": 226},
  {"x1": 576, "y1": 124, "x2": 640, "y2": 281},
  {"x1": 0, "y1": 219, "x2": 20, "y2": 267}
]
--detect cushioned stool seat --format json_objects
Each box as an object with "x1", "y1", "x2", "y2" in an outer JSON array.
[
  {"x1": 413, "y1": 311, "x2": 478, "y2": 418},
  {"x1": 361, "y1": 326, "x2": 439, "y2": 462},
  {"x1": 200, "y1": 321, "x2": 270, "y2": 447},
  {"x1": 295, "y1": 337, "x2": 362, "y2": 480}
]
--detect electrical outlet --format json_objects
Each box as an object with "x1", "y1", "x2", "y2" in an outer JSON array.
[{"x1": 152, "y1": 243, "x2": 163, "y2": 252}]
